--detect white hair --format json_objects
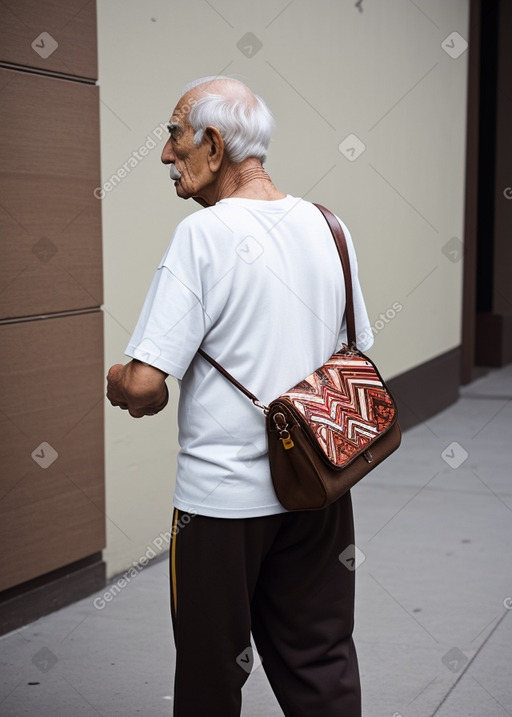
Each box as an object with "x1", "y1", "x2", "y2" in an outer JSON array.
[{"x1": 181, "y1": 76, "x2": 275, "y2": 164}]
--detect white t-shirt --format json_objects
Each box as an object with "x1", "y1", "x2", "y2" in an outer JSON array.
[{"x1": 126, "y1": 195, "x2": 373, "y2": 518}]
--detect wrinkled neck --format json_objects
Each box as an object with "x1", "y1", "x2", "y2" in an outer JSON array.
[{"x1": 197, "y1": 159, "x2": 286, "y2": 205}]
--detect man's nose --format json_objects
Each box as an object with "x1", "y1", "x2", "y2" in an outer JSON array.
[{"x1": 161, "y1": 139, "x2": 175, "y2": 165}]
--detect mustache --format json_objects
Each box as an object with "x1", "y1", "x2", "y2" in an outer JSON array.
[{"x1": 169, "y1": 164, "x2": 182, "y2": 181}]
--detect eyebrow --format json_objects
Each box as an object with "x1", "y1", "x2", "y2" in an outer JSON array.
[{"x1": 166, "y1": 121, "x2": 183, "y2": 135}]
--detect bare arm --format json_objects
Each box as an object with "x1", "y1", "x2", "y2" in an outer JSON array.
[{"x1": 106, "y1": 360, "x2": 169, "y2": 418}]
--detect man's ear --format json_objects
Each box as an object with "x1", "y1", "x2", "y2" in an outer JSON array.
[{"x1": 204, "y1": 126, "x2": 225, "y2": 172}]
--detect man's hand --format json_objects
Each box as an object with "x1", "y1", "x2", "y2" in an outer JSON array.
[{"x1": 106, "y1": 360, "x2": 169, "y2": 418}]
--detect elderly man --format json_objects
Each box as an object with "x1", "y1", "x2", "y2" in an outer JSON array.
[{"x1": 107, "y1": 76, "x2": 373, "y2": 717}]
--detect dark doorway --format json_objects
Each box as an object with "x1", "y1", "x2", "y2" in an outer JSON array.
[{"x1": 462, "y1": 0, "x2": 512, "y2": 383}]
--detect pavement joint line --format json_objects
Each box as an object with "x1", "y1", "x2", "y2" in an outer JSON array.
[
  {"x1": 61, "y1": 675, "x2": 107, "y2": 717},
  {"x1": 460, "y1": 393, "x2": 512, "y2": 401},
  {"x1": 367, "y1": 471, "x2": 439, "y2": 542},
  {"x1": 431, "y1": 609, "x2": 512, "y2": 715},
  {"x1": 471, "y1": 398, "x2": 511, "y2": 440},
  {"x1": 60, "y1": 615, "x2": 90, "y2": 643},
  {"x1": 408, "y1": 673, "x2": 439, "y2": 705},
  {"x1": 470, "y1": 614, "x2": 500, "y2": 644},
  {"x1": 0, "y1": 677, "x2": 25, "y2": 709},
  {"x1": 368, "y1": 573, "x2": 440, "y2": 644},
  {"x1": 471, "y1": 470, "x2": 512, "y2": 515},
  {"x1": 470, "y1": 674, "x2": 512, "y2": 716},
  {"x1": 358, "y1": 482, "x2": 512, "y2": 498}
]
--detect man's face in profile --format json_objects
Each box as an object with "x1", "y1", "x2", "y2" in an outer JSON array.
[{"x1": 161, "y1": 94, "x2": 213, "y2": 203}]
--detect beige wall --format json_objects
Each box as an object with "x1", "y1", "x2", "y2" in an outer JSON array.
[{"x1": 98, "y1": 0, "x2": 469, "y2": 577}]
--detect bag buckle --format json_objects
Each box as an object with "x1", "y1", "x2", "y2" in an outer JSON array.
[
  {"x1": 341, "y1": 343, "x2": 360, "y2": 356},
  {"x1": 273, "y1": 412, "x2": 295, "y2": 450},
  {"x1": 253, "y1": 399, "x2": 269, "y2": 415}
]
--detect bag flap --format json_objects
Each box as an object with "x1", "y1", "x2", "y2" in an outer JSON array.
[{"x1": 276, "y1": 350, "x2": 398, "y2": 468}]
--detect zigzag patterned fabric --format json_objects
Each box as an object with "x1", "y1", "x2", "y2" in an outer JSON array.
[{"x1": 281, "y1": 352, "x2": 396, "y2": 466}]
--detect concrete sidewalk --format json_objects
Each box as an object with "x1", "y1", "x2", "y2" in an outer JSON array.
[{"x1": 1, "y1": 364, "x2": 511, "y2": 716}]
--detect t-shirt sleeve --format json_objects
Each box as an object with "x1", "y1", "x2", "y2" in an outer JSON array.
[
  {"x1": 334, "y1": 218, "x2": 374, "y2": 353},
  {"x1": 125, "y1": 218, "x2": 213, "y2": 379},
  {"x1": 125, "y1": 265, "x2": 210, "y2": 379}
]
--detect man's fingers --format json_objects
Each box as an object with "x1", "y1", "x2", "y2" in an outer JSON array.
[
  {"x1": 106, "y1": 364, "x2": 127, "y2": 407},
  {"x1": 106, "y1": 363, "x2": 124, "y2": 383},
  {"x1": 110, "y1": 399, "x2": 129, "y2": 410},
  {"x1": 106, "y1": 392, "x2": 129, "y2": 409}
]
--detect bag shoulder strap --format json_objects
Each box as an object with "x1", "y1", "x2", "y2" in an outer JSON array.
[
  {"x1": 198, "y1": 203, "x2": 357, "y2": 408},
  {"x1": 197, "y1": 347, "x2": 265, "y2": 409},
  {"x1": 313, "y1": 203, "x2": 356, "y2": 349}
]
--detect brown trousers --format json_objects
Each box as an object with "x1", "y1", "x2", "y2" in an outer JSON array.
[{"x1": 169, "y1": 491, "x2": 361, "y2": 716}]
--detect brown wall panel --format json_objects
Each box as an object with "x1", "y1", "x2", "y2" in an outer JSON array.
[
  {"x1": 0, "y1": 69, "x2": 102, "y2": 319},
  {"x1": 0, "y1": 311, "x2": 105, "y2": 591},
  {"x1": 0, "y1": 0, "x2": 97, "y2": 80}
]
